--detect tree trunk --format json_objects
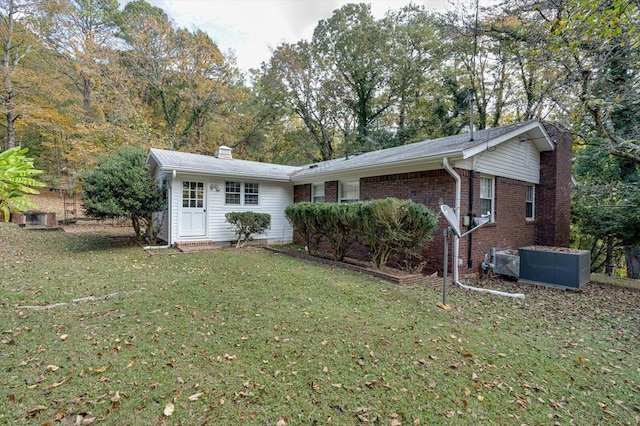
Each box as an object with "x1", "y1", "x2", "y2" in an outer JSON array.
[
  {"x1": 605, "y1": 235, "x2": 614, "y2": 276},
  {"x1": 625, "y1": 245, "x2": 640, "y2": 279}
]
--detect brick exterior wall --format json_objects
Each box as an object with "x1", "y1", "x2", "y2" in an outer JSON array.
[
  {"x1": 325, "y1": 181, "x2": 338, "y2": 203},
  {"x1": 293, "y1": 184, "x2": 311, "y2": 203},
  {"x1": 290, "y1": 126, "x2": 573, "y2": 275}
]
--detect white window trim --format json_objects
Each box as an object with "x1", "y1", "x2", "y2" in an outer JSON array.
[
  {"x1": 339, "y1": 181, "x2": 359, "y2": 203},
  {"x1": 312, "y1": 183, "x2": 325, "y2": 203},
  {"x1": 525, "y1": 184, "x2": 535, "y2": 221},
  {"x1": 225, "y1": 181, "x2": 260, "y2": 206},
  {"x1": 479, "y1": 176, "x2": 495, "y2": 222}
]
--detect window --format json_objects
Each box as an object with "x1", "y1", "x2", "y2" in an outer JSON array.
[
  {"x1": 526, "y1": 184, "x2": 535, "y2": 220},
  {"x1": 182, "y1": 181, "x2": 204, "y2": 208},
  {"x1": 479, "y1": 177, "x2": 494, "y2": 221},
  {"x1": 226, "y1": 181, "x2": 259, "y2": 206},
  {"x1": 244, "y1": 182, "x2": 259, "y2": 205},
  {"x1": 340, "y1": 181, "x2": 359, "y2": 203},
  {"x1": 225, "y1": 181, "x2": 241, "y2": 205},
  {"x1": 312, "y1": 183, "x2": 325, "y2": 203}
]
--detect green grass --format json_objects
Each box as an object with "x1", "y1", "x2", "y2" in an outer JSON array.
[{"x1": 1, "y1": 223, "x2": 638, "y2": 425}]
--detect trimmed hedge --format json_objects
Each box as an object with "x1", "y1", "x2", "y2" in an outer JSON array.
[
  {"x1": 285, "y1": 198, "x2": 438, "y2": 269},
  {"x1": 284, "y1": 202, "x2": 323, "y2": 255},
  {"x1": 355, "y1": 198, "x2": 438, "y2": 269},
  {"x1": 225, "y1": 212, "x2": 271, "y2": 248}
]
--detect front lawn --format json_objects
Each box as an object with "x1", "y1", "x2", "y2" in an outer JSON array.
[{"x1": 0, "y1": 223, "x2": 638, "y2": 425}]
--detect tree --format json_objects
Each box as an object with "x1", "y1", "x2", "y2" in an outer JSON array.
[
  {"x1": 383, "y1": 4, "x2": 441, "y2": 145},
  {"x1": 117, "y1": 0, "x2": 186, "y2": 149},
  {"x1": 80, "y1": 146, "x2": 165, "y2": 241},
  {"x1": 174, "y1": 28, "x2": 237, "y2": 153},
  {"x1": 0, "y1": 146, "x2": 45, "y2": 221},
  {"x1": 259, "y1": 41, "x2": 341, "y2": 161},
  {"x1": 539, "y1": 0, "x2": 640, "y2": 164},
  {"x1": 313, "y1": 4, "x2": 394, "y2": 152},
  {"x1": 0, "y1": 0, "x2": 34, "y2": 150},
  {"x1": 34, "y1": 0, "x2": 120, "y2": 118}
]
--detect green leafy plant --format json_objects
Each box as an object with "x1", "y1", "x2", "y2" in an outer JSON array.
[
  {"x1": 285, "y1": 202, "x2": 324, "y2": 255},
  {"x1": 225, "y1": 211, "x2": 271, "y2": 248},
  {"x1": 316, "y1": 202, "x2": 360, "y2": 261},
  {"x1": 0, "y1": 147, "x2": 46, "y2": 221},
  {"x1": 80, "y1": 146, "x2": 165, "y2": 242},
  {"x1": 355, "y1": 197, "x2": 438, "y2": 269}
]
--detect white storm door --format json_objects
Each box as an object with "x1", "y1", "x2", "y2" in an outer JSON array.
[{"x1": 180, "y1": 181, "x2": 206, "y2": 236}]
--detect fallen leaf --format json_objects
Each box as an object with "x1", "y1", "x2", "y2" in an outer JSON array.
[
  {"x1": 93, "y1": 366, "x2": 107, "y2": 373},
  {"x1": 27, "y1": 404, "x2": 46, "y2": 416},
  {"x1": 390, "y1": 419, "x2": 401, "y2": 426},
  {"x1": 46, "y1": 365, "x2": 60, "y2": 372},
  {"x1": 163, "y1": 402, "x2": 174, "y2": 416},
  {"x1": 276, "y1": 419, "x2": 287, "y2": 426},
  {"x1": 55, "y1": 408, "x2": 67, "y2": 420},
  {"x1": 188, "y1": 392, "x2": 203, "y2": 401},
  {"x1": 111, "y1": 391, "x2": 121, "y2": 403},
  {"x1": 60, "y1": 334, "x2": 68, "y2": 341},
  {"x1": 44, "y1": 377, "x2": 69, "y2": 390}
]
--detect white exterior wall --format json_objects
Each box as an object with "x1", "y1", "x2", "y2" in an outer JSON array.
[
  {"x1": 170, "y1": 173, "x2": 293, "y2": 245},
  {"x1": 152, "y1": 170, "x2": 170, "y2": 243},
  {"x1": 456, "y1": 138, "x2": 541, "y2": 184}
]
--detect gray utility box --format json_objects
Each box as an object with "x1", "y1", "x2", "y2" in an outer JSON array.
[{"x1": 518, "y1": 246, "x2": 590, "y2": 289}]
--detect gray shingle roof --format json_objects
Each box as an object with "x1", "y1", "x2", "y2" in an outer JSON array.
[
  {"x1": 148, "y1": 148, "x2": 299, "y2": 181},
  {"x1": 292, "y1": 120, "x2": 543, "y2": 180},
  {"x1": 148, "y1": 120, "x2": 549, "y2": 182}
]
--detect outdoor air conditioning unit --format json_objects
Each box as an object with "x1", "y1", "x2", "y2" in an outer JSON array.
[{"x1": 494, "y1": 250, "x2": 520, "y2": 278}]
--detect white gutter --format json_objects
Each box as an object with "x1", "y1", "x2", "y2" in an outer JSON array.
[
  {"x1": 442, "y1": 158, "x2": 524, "y2": 300},
  {"x1": 143, "y1": 169, "x2": 175, "y2": 250}
]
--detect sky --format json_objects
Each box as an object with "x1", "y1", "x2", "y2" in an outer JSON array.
[{"x1": 119, "y1": 1, "x2": 453, "y2": 73}]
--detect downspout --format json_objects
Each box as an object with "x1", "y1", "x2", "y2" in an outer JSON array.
[
  {"x1": 468, "y1": 170, "x2": 475, "y2": 268},
  {"x1": 143, "y1": 169, "x2": 175, "y2": 250},
  {"x1": 442, "y1": 158, "x2": 461, "y2": 283},
  {"x1": 443, "y1": 158, "x2": 523, "y2": 299}
]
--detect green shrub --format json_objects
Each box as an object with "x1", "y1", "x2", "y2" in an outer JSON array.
[
  {"x1": 285, "y1": 202, "x2": 323, "y2": 255},
  {"x1": 225, "y1": 211, "x2": 271, "y2": 248},
  {"x1": 316, "y1": 202, "x2": 360, "y2": 261},
  {"x1": 355, "y1": 198, "x2": 438, "y2": 269},
  {"x1": 81, "y1": 147, "x2": 165, "y2": 242}
]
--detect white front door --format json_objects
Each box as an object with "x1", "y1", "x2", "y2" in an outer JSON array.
[{"x1": 180, "y1": 181, "x2": 206, "y2": 236}]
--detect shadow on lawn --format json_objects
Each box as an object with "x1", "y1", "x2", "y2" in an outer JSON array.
[{"x1": 63, "y1": 233, "x2": 139, "y2": 253}]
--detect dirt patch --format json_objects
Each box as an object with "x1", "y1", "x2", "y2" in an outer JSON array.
[{"x1": 28, "y1": 191, "x2": 132, "y2": 234}]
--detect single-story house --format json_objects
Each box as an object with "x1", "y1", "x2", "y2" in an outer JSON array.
[{"x1": 146, "y1": 120, "x2": 572, "y2": 275}]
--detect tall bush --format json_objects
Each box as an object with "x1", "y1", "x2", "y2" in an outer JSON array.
[
  {"x1": 317, "y1": 202, "x2": 360, "y2": 261},
  {"x1": 285, "y1": 202, "x2": 323, "y2": 255},
  {"x1": 80, "y1": 147, "x2": 165, "y2": 242},
  {"x1": 355, "y1": 198, "x2": 438, "y2": 269},
  {"x1": 225, "y1": 211, "x2": 271, "y2": 248}
]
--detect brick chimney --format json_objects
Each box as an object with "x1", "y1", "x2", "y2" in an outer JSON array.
[
  {"x1": 536, "y1": 123, "x2": 573, "y2": 247},
  {"x1": 214, "y1": 145, "x2": 233, "y2": 160}
]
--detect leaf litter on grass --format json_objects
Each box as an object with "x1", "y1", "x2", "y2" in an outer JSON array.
[{"x1": 0, "y1": 223, "x2": 639, "y2": 425}]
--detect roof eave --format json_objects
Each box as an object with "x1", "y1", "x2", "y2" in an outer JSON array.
[
  {"x1": 462, "y1": 121, "x2": 554, "y2": 159},
  {"x1": 291, "y1": 151, "x2": 463, "y2": 183},
  {"x1": 158, "y1": 165, "x2": 294, "y2": 183}
]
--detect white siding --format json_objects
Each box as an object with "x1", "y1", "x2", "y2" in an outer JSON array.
[
  {"x1": 170, "y1": 174, "x2": 293, "y2": 244},
  {"x1": 456, "y1": 138, "x2": 541, "y2": 184}
]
